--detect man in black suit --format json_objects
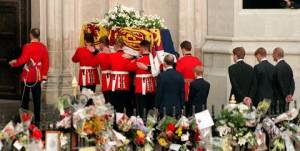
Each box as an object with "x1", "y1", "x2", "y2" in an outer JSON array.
[
  {"x1": 228, "y1": 47, "x2": 257, "y2": 106},
  {"x1": 155, "y1": 54, "x2": 185, "y2": 116},
  {"x1": 187, "y1": 65, "x2": 210, "y2": 116},
  {"x1": 253, "y1": 47, "x2": 275, "y2": 107},
  {"x1": 272, "y1": 47, "x2": 295, "y2": 113}
]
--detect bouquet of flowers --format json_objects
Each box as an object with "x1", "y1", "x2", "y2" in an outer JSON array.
[
  {"x1": 72, "y1": 102, "x2": 114, "y2": 147},
  {"x1": 282, "y1": 122, "x2": 300, "y2": 143},
  {"x1": 19, "y1": 108, "x2": 34, "y2": 128},
  {"x1": 256, "y1": 99, "x2": 271, "y2": 120},
  {"x1": 189, "y1": 118, "x2": 204, "y2": 150},
  {"x1": 116, "y1": 113, "x2": 132, "y2": 132},
  {"x1": 0, "y1": 117, "x2": 43, "y2": 150},
  {"x1": 143, "y1": 110, "x2": 158, "y2": 151},
  {"x1": 212, "y1": 137, "x2": 232, "y2": 151},
  {"x1": 174, "y1": 116, "x2": 190, "y2": 144},
  {"x1": 56, "y1": 95, "x2": 74, "y2": 129},
  {"x1": 156, "y1": 116, "x2": 177, "y2": 148},
  {"x1": 254, "y1": 124, "x2": 267, "y2": 150},
  {"x1": 216, "y1": 103, "x2": 258, "y2": 148}
]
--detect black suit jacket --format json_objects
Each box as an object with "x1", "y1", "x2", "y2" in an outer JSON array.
[
  {"x1": 229, "y1": 61, "x2": 257, "y2": 103},
  {"x1": 254, "y1": 60, "x2": 275, "y2": 105},
  {"x1": 155, "y1": 68, "x2": 185, "y2": 116},
  {"x1": 188, "y1": 78, "x2": 210, "y2": 115},
  {"x1": 273, "y1": 60, "x2": 295, "y2": 101}
]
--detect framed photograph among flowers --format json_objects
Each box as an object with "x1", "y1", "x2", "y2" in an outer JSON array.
[{"x1": 46, "y1": 131, "x2": 60, "y2": 151}]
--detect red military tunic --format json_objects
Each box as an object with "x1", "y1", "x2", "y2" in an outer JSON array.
[
  {"x1": 12, "y1": 41, "x2": 49, "y2": 83},
  {"x1": 108, "y1": 50, "x2": 131, "y2": 91},
  {"x1": 72, "y1": 47, "x2": 100, "y2": 86},
  {"x1": 92, "y1": 52, "x2": 111, "y2": 92},
  {"x1": 127, "y1": 54, "x2": 156, "y2": 94},
  {"x1": 176, "y1": 54, "x2": 203, "y2": 101}
]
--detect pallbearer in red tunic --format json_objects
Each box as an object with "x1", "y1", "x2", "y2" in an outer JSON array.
[
  {"x1": 72, "y1": 33, "x2": 100, "y2": 92},
  {"x1": 127, "y1": 40, "x2": 156, "y2": 118},
  {"x1": 109, "y1": 38, "x2": 133, "y2": 115},
  {"x1": 9, "y1": 28, "x2": 49, "y2": 127},
  {"x1": 176, "y1": 41, "x2": 203, "y2": 102},
  {"x1": 91, "y1": 36, "x2": 111, "y2": 102}
]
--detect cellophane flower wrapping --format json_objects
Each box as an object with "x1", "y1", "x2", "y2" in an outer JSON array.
[
  {"x1": 212, "y1": 137, "x2": 232, "y2": 151},
  {"x1": 282, "y1": 130, "x2": 295, "y2": 151},
  {"x1": 1, "y1": 121, "x2": 15, "y2": 139},
  {"x1": 262, "y1": 117, "x2": 281, "y2": 140},
  {"x1": 254, "y1": 124, "x2": 267, "y2": 150},
  {"x1": 19, "y1": 108, "x2": 34, "y2": 128}
]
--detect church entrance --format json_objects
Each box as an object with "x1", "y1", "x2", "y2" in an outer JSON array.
[{"x1": 0, "y1": 0, "x2": 31, "y2": 99}]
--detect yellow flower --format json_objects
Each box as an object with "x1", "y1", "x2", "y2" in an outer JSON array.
[
  {"x1": 136, "y1": 130, "x2": 145, "y2": 138},
  {"x1": 175, "y1": 127, "x2": 182, "y2": 137},
  {"x1": 158, "y1": 138, "x2": 168, "y2": 147},
  {"x1": 0, "y1": 132, "x2": 3, "y2": 140}
]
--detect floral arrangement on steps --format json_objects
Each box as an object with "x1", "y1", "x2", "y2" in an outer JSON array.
[{"x1": 0, "y1": 109, "x2": 43, "y2": 151}]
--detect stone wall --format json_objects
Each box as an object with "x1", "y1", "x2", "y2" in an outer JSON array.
[{"x1": 203, "y1": 0, "x2": 300, "y2": 112}]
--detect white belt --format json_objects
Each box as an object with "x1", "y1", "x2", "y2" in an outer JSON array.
[
  {"x1": 102, "y1": 70, "x2": 111, "y2": 74},
  {"x1": 136, "y1": 74, "x2": 153, "y2": 78},
  {"x1": 80, "y1": 66, "x2": 96, "y2": 86},
  {"x1": 80, "y1": 66, "x2": 95, "y2": 70},
  {"x1": 111, "y1": 71, "x2": 129, "y2": 75},
  {"x1": 136, "y1": 74, "x2": 154, "y2": 95},
  {"x1": 111, "y1": 71, "x2": 128, "y2": 91}
]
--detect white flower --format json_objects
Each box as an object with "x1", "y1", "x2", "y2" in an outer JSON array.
[
  {"x1": 238, "y1": 137, "x2": 247, "y2": 146},
  {"x1": 217, "y1": 125, "x2": 231, "y2": 137}
]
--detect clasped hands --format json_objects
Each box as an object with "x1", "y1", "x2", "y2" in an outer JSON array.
[{"x1": 243, "y1": 97, "x2": 252, "y2": 106}]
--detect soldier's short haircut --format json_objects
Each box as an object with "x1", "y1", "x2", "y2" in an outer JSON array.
[
  {"x1": 99, "y1": 36, "x2": 109, "y2": 46},
  {"x1": 30, "y1": 28, "x2": 40, "y2": 39},
  {"x1": 84, "y1": 33, "x2": 94, "y2": 44},
  {"x1": 140, "y1": 40, "x2": 151, "y2": 51},
  {"x1": 180, "y1": 40, "x2": 192, "y2": 51}
]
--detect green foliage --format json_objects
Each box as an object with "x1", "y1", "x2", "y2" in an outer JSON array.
[{"x1": 216, "y1": 109, "x2": 246, "y2": 128}]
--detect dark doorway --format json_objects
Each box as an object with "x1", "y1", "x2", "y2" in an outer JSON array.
[
  {"x1": 243, "y1": 0, "x2": 283, "y2": 8},
  {"x1": 0, "y1": 0, "x2": 31, "y2": 99}
]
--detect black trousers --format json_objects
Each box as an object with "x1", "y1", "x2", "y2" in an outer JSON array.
[
  {"x1": 80, "y1": 85, "x2": 96, "y2": 92},
  {"x1": 21, "y1": 82, "x2": 41, "y2": 126},
  {"x1": 136, "y1": 93, "x2": 155, "y2": 118},
  {"x1": 103, "y1": 91, "x2": 111, "y2": 103},
  {"x1": 272, "y1": 99, "x2": 288, "y2": 114},
  {"x1": 185, "y1": 102, "x2": 207, "y2": 117},
  {"x1": 110, "y1": 90, "x2": 133, "y2": 116}
]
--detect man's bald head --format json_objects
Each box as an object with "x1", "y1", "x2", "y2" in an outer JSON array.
[
  {"x1": 164, "y1": 54, "x2": 175, "y2": 66},
  {"x1": 194, "y1": 65, "x2": 203, "y2": 76},
  {"x1": 273, "y1": 47, "x2": 284, "y2": 62}
]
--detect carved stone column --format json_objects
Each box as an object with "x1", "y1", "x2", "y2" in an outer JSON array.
[
  {"x1": 40, "y1": 0, "x2": 63, "y2": 104},
  {"x1": 178, "y1": 0, "x2": 207, "y2": 57}
]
